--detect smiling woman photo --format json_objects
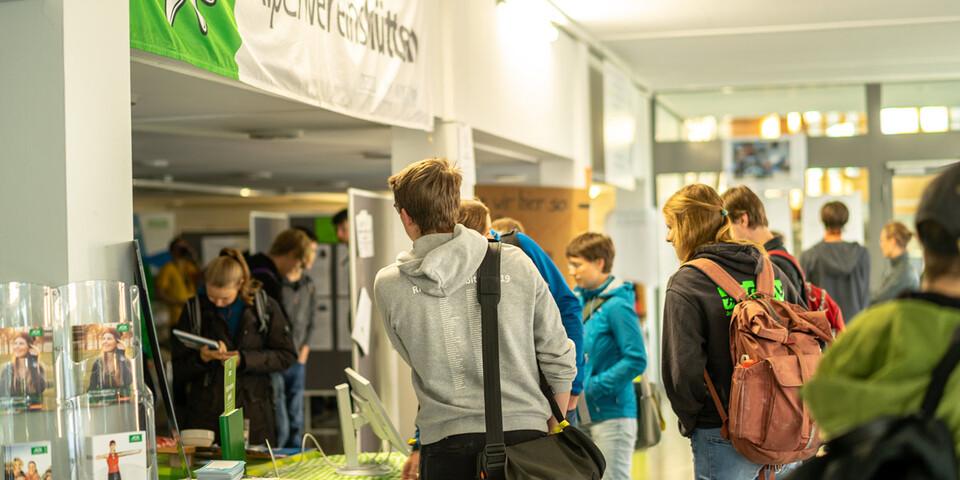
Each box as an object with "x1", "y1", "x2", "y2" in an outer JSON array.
[
  {"x1": 87, "y1": 328, "x2": 133, "y2": 393},
  {"x1": 0, "y1": 332, "x2": 47, "y2": 403}
]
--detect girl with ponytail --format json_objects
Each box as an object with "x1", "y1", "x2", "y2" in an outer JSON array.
[
  {"x1": 172, "y1": 248, "x2": 296, "y2": 446},
  {"x1": 660, "y1": 184, "x2": 801, "y2": 479}
]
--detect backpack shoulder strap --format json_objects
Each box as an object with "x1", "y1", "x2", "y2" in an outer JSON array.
[
  {"x1": 756, "y1": 256, "x2": 775, "y2": 297},
  {"x1": 189, "y1": 297, "x2": 202, "y2": 335},
  {"x1": 477, "y1": 240, "x2": 507, "y2": 477},
  {"x1": 921, "y1": 326, "x2": 960, "y2": 417},
  {"x1": 685, "y1": 258, "x2": 750, "y2": 302},
  {"x1": 254, "y1": 289, "x2": 270, "y2": 334}
]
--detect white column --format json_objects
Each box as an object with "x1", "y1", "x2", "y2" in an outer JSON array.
[
  {"x1": 0, "y1": 0, "x2": 133, "y2": 285},
  {"x1": 391, "y1": 120, "x2": 477, "y2": 198}
]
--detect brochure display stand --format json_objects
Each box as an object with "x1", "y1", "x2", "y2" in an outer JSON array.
[
  {"x1": 60, "y1": 281, "x2": 158, "y2": 480},
  {"x1": 0, "y1": 283, "x2": 65, "y2": 479}
]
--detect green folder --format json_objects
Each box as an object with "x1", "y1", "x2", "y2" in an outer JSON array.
[{"x1": 219, "y1": 407, "x2": 246, "y2": 462}]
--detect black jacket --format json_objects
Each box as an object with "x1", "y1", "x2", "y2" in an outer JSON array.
[
  {"x1": 800, "y1": 241, "x2": 871, "y2": 322},
  {"x1": 662, "y1": 243, "x2": 800, "y2": 437},
  {"x1": 764, "y1": 236, "x2": 806, "y2": 302},
  {"x1": 172, "y1": 293, "x2": 296, "y2": 445},
  {"x1": 246, "y1": 253, "x2": 285, "y2": 309}
]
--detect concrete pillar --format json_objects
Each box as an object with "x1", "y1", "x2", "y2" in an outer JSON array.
[
  {"x1": 864, "y1": 83, "x2": 891, "y2": 287},
  {"x1": 0, "y1": 0, "x2": 134, "y2": 285},
  {"x1": 391, "y1": 120, "x2": 477, "y2": 198}
]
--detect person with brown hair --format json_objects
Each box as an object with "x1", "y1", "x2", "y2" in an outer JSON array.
[
  {"x1": 722, "y1": 185, "x2": 805, "y2": 297},
  {"x1": 869, "y1": 221, "x2": 920, "y2": 305},
  {"x1": 0, "y1": 332, "x2": 46, "y2": 402},
  {"x1": 661, "y1": 184, "x2": 800, "y2": 479},
  {"x1": 246, "y1": 228, "x2": 315, "y2": 309},
  {"x1": 88, "y1": 328, "x2": 133, "y2": 393},
  {"x1": 566, "y1": 232, "x2": 646, "y2": 480},
  {"x1": 172, "y1": 248, "x2": 295, "y2": 446},
  {"x1": 491, "y1": 217, "x2": 525, "y2": 235},
  {"x1": 800, "y1": 201, "x2": 871, "y2": 321},
  {"x1": 374, "y1": 158, "x2": 575, "y2": 479}
]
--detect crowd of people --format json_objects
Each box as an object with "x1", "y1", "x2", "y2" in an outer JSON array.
[{"x1": 150, "y1": 156, "x2": 959, "y2": 479}]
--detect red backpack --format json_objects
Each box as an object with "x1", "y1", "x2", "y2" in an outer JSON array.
[
  {"x1": 768, "y1": 250, "x2": 845, "y2": 334},
  {"x1": 686, "y1": 257, "x2": 834, "y2": 477}
]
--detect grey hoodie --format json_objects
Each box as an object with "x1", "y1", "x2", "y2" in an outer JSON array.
[
  {"x1": 373, "y1": 225, "x2": 576, "y2": 444},
  {"x1": 800, "y1": 240, "x2": 871, "y2": 322}
]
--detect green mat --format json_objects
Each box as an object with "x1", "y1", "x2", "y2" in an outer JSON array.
[{"x1": 245, "y1": 451, "x2": 406, "y2": 479}]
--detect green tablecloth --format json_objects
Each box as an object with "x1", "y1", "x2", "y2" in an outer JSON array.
[{"x1": 158, "y1": 451, "x2": 406, "y2": 480}]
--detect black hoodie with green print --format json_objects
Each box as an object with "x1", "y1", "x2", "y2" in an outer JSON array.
[{"x1": 661, "y1": 243, "x2": 801, "y2": 437}]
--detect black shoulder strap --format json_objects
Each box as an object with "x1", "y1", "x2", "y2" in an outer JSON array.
[
  {"x1": 254, "y1": 290, "x2": 270, "y2": 334},
  {"x1": 499, "y1": 231, "x2": 521, "y2": 248},
  {"x1": 921, "y1": 326, "x2": 960, "y2": 417},
  {"x1": 190, "y1": 297, "x2": 201, "y2": 336}
]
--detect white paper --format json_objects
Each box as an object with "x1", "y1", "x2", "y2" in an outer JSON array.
[
  {"x1": 91, "y1": 431, "x2": 147, "y2": 479},
  {"x1": 308, "y1": 297, "x2": 334, "y2": 351},
  {"x1": 351, "y1": 288, "x2": 373, "y2": 356},
  {"x1": 336, "y1": 297, "x2": 352, "y2": 352},
  {"x1": 356, "y1": 209, "x2": 375, "y2": 259}
]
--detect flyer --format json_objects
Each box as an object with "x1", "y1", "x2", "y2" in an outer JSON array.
[
  {"x1": 2, "y1": 441, "x2": 53, "y2": 480},
  {"x1": 71, "y1": 323, "x2": 136, "y2": 403},
  {"x1": 0, "y1": 327, "x2": 55, "y2": 413},
  {"x1": 91, "y1": 432, "x2": 147, "y2": 480}
]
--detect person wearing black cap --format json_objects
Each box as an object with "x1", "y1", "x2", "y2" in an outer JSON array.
[{"x1": 803, "y1": 162, "x2": 960, "y2": 459}]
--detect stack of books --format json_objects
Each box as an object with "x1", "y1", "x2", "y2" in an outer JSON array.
[{"x1": 194, "y1": 460, "x2": 245, "y2": 480}]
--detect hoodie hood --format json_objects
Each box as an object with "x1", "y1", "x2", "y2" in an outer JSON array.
[
  {"x1": 577, "y1": 276, "x2": 634, "y2": 303},
  {"x1": 809, "y1": 241, "x2": 867, "y2": 275},
  {"x1": 395, "y1": 224, "x2": 488, "y2": 297},
  {"x1": 691, "y1": 243, "x2": 766, "y2": 277}
]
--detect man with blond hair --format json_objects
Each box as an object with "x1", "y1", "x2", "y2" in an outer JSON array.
[{"x1": 374, "y1": 158, "x2": 576, "y2": 479}]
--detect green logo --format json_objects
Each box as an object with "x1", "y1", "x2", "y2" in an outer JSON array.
[
  {"x1": 31, "y1": 446, "x2": 47, "y2": 455},
  {"x1": 129, "y1": 434, "x2": 143, "y2": 443},
  {"x1": 29, "y1": 328, "x2": 43, "y2": 337},
  {"x1": 718, "y1": 280, "x2": 784, "y2": 316},
  {"x1": 117, "y1": 324, "x2": 130, "y2": 333}
]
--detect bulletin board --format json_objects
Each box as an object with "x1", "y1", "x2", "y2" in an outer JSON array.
[{"x1": 475, "y1": 185, "x2": 590, "y2": 286}]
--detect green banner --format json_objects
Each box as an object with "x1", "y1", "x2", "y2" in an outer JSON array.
[{"x1": 223, "y1": 354, "x2": 238, "y2": 413}]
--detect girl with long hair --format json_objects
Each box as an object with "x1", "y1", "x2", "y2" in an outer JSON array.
[
  {"x1": 661, "y1": 184, "x2": 801, "y2": 479},
  {"x1": 0, "y1": 332, "x2": 47, "y2": 403},
  {"x1": 88, "y1": 328, "x2": 133, "y2": 393}
]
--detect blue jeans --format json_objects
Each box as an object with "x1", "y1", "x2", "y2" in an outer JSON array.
[
  {"x1": 691, "y1": 428, "x2": 800, "y2": 480},
  {"x1": 590, "y1": 418, "x2": 636, "y2": 480},
  {"x1": 272, "y1": 363, "x2": 306, "y2": 448}
]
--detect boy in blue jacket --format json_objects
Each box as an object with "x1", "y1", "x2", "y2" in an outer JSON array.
[{"x1": 567, "y1": 232, "x2": 647, "y2": 480}]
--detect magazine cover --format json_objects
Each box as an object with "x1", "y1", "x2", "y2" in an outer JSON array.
[
  {"x1": 2, "y1": 441, "x2": 53, "y2": 480},
  {"x1": 91, "y1": 432, "x2": 146, "y2": 480},
  {"x1": 0, "y1": 327, "x2": 55, "y2": 413},
  {"x1": 71, "y1": 323, "x2": 135, "y2": 404}
]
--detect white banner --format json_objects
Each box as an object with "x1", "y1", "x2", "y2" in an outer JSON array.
[{"x1": 234, "y1": 0, "x2": 432, "y2": 130}]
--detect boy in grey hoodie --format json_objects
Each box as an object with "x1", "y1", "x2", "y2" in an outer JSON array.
[
  {"x1": 374, "y1": 158, "x2": 576, "y2": 480},
  {"x1": 801, "y1": 201, "x2": 871, "y2": 321}
]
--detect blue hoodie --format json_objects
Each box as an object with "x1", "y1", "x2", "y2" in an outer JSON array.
[
  {"x1": 495, "y1": 231, "x2": 585, "y2": 395},
  {"x1": 576, "y1": 276, "x2": 647, "y2": 422}
]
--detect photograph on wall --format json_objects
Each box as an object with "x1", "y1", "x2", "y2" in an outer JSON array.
[
  {"x1": 91, "y1": 432, "x2": 146, "y2": 480},
  {"x1": 722, "y1": 135, "x2": 807, "y2": 190},
  {"x1": 2, "y1": 441, "x2": 53, "y2": 480},
  {"x1": 71, "y1": 323, "x2": 136, "y2": 404},
  {"x1": 0, "y1": 328, "x2": 55, "y2": 413}
]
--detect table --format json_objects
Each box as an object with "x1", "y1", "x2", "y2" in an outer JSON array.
[{"x1": 158, "y1": 451, "x2": 406, "y2": 479}]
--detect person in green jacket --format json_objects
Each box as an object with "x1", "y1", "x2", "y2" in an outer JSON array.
[{"x1": 804, "y1": 162, "x2": 960, "y2": 459}]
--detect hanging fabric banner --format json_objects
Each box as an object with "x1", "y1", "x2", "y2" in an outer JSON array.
[{"x1": 131, "y1": 0, "x2": 433, "y2": 131}]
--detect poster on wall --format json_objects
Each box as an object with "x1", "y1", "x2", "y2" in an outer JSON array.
[
  {"x1": 603, "y1": 62, "x2": 641, "y2": 191},
  {"x1": 2, "y1": 442, "x2": 53, "y2": 480},
  {"x1": 722, "y1": 135, "x2": 807, "y2": 191},
  {"x1": 0, "y1": 327, "x2": 55, "y2": 413},
  {"x1": 131, "y1": 0, "x2": 433, "y2": 131}
]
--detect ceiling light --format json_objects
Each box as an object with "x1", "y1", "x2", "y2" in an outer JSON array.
[
  {"x1": 826, "y1": 123, "x2": 856, "y2": 137},
  {"x1": 881, "y1": 108, "x2": 920, "y2": 135},
  {"x1": 760, "y1": 114, "x2": 781, "y2": 139},
  {"x1": 802, "y1": 111, "x2": 822, "y2": 126},
  {"x1": 920, "y1": 106, "x2": 949, "y2": 133},
  {"x1": 239, "y1": 188, "x2": 252, "y2": 197},
  {"x1": 786, "y1": 112, "x2": 802, "y2": 134}
]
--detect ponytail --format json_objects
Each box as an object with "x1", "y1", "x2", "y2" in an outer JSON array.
[{"x1": 204, "y1": 248, "x2": 262, "y2": 305}]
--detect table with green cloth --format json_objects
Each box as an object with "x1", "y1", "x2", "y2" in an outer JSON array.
[{"x1": 158, "y1": 451, "x2": 406, "y2": 479}]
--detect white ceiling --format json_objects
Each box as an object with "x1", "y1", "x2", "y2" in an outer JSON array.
[
  {"x1": 553, "y1": 0, "x2": 960, "y2": 91},
  {"x1": 131, "y1": 54, "x2": 546, "y2": 193}
]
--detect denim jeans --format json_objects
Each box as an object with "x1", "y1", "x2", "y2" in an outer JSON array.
[
  {"x1": 419, "y1": 430, "x2": 545, "y2": 480},
  {"x1": 691, "y1": 428, "x2": 800, "y2": 480},
  {"x1": 272, "y1": 363, "x2": 306, "y2": 448},
  {"x1": 590, "y1": 418, "x2": 637, "y2": 480}
]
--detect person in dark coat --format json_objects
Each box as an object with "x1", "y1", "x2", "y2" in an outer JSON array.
[{"x1": 172, "y1": 248, "x2": 296, "y2": 446}]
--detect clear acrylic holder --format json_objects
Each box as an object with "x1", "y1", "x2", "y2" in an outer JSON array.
[
  {"x1": 59, "y1": 281, "x2": 157, "y2": 480},
  {"x1": 0, "y1": 282, "x2": 67, "y2": 478}
]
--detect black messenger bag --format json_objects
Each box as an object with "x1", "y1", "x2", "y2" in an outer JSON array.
[{"x1": 476, "y1": 241, "x2": 605, "y2": 480}]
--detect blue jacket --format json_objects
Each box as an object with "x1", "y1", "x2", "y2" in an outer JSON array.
[
  {"x1": 496, "y1": 231, "x2": 585, "y2": 394},
  {"x1": 576, "y1": 276, "x2": 647, "y2": 422}
]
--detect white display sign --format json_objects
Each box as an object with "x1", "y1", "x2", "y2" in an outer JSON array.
[
  {"x1": 603, "y1": 62, "x2": 641, "y2": 191},
  {"x1": 355, "y1": 210, "x2": 376, "y2": 259},
  {"x1": 351, "y1": 287, "x2": 373, "y2": 356}
]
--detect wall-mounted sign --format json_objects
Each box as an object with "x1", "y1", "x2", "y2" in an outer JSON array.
[{"x1": 133, "y1": 0, "x2": 433, "y2": 130}]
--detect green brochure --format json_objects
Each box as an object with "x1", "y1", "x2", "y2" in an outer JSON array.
[
  {"x1": 219, "y1": 355, "x2": 245, "y2": 461},
  {"x1": 224, "y1": 355, "x2": 238, "y2": 413}
]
